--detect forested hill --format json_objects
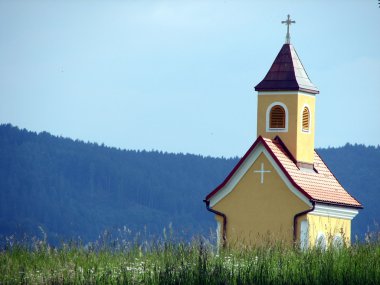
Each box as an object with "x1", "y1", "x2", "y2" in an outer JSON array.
[
  {"x1": 0, "y1": 124, "x2": 236, "y2": 243},
  {"x1": 0, "y1": 124, "x2": 379, "y2": 244}
]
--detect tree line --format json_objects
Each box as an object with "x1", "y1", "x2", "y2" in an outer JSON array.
[{"x1": 0, "y1": 124, "x2": 378, "y2": 244}]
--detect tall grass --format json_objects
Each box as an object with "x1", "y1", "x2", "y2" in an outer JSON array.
[{"x1": 1, "y1": 232, "x2": 379, "y2": 284}]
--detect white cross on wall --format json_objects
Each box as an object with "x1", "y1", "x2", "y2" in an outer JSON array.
[{"x1": 254, "y1": 163, "x2": 271, "y2": 184}]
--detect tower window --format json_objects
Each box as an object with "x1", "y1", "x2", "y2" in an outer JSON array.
[
  {"x1": 270, "y1": 105, "x2": 286, "y2": 129},
  {"x1": 266, "y1": 102, "x2": 288, "y2": 132},
  {"x1": 302, "y1": 107, "x2": 310, "y2": 132}
]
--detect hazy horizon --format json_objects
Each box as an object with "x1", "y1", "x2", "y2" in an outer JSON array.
[{"x1": 2, "y1": 123, "x2": 379, "y2": 160}]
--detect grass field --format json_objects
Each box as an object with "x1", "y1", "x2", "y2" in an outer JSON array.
[{"x1": 1, "y1": 232, "x2": 380, "y2": 285}]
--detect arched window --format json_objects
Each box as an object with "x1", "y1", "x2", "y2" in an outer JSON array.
[
  {"x1": 300, "y1": 220, "x2": 309, "y2": 250},
  {"x1": 332, "y1": 234, "x2": 344, "y2": 249},
  {"x1": 266, "y1": 102, "x2": 288, "y2": 132},
  {"x1": 302, "y1": 106, "x2": 310, "y2": 132},
  {"x1": 270, "y1": 105, "x2": 286, "y2": 129},
  {"x1": 316, "y1": 232, "x2": 327, "y2": 250}
]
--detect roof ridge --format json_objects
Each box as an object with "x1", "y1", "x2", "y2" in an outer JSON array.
[{"x1": 273, "y1": 136, "x2": 298, "y2": 166}]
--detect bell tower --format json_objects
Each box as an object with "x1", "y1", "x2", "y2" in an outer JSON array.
[{"x1": 255, "y1": 15, "x2": 319, "y2": 166}]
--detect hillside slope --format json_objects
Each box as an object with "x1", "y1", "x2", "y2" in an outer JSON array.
[
  {"x1": 0, "y1": 124, "x2": 237, "y2": 243},
  {"x1": 0, "y1": 124, "x2": 378, "y2": 243}
]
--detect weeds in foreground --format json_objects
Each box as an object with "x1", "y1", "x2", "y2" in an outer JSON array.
[{"x1": 1, "y1": 233, "x2": 380, "y2": 285}]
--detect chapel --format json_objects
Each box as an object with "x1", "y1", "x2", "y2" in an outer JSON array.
[{"x1": 204, "y1": 15, "x2": 362, "y2": 248}]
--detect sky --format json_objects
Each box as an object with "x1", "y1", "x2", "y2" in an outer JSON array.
[{"x1": 0, "y1": 0, "x2": 379, "y2": 158}]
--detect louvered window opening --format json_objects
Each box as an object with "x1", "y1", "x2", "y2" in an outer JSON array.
[
  {"x1": 270, "y1": 105, "x2": 285, "y2": 129},
  {"x1": 302, "y1": 107, "x2": 310, "y2": 131}
]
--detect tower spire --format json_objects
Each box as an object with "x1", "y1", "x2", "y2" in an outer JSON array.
[{"x1": 281, "y1": 14, "x2": 295, "y2": 44}]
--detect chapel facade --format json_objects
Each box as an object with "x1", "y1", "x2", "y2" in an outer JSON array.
[{"x1": 204, "y1": 16, "x2": 362, "y2": 248}]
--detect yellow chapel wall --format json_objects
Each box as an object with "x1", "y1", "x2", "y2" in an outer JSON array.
[
  {"x1": 257, "y1": 93, "x2": 316, "y2": 164},
  {"x1": 212, "y1": 152, "x2": 310, "y2": 246},
  {"x1": 296, "y1": 94, "x2": 316, "y2": 164},
  {"x1": 306, "y1": 214, "x2": 351, "y2": 247}
]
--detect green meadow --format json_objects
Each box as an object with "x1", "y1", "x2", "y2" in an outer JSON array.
[{"x1": 1, "y1": 232, "x2": 380, "y2": 285}]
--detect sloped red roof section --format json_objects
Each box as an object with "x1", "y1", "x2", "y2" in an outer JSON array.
[{"x1": 205, "y1": 136, "x2": 362, "y2": 208}]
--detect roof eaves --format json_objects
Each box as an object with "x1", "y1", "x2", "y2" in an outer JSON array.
[
  {"x1": 298, "y1": 87, "x2": 319, "y2": 94},
  {"x1": 313, "y1": 199, "x2": 364, "y2": 209},
  {"x1": 205, "y1": 136, "x2": 266, "y2": 201}
]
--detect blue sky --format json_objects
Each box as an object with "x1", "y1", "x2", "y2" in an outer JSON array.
[{"x1": 0, "y1": 0, "x2": 379, "y2": 157}]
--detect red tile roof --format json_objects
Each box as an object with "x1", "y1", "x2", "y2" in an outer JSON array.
[{"x1": 205, "y1": 136, "x2": 362, "y2": 208}]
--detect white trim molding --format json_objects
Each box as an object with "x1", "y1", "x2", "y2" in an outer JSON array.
[
  {"x1": 301, "y1": 104, "x2": 311, "y2": 134},
  {"x1": 216, "y1": 220, "x2": 221, "y2": 249},
  {"x1": 209, "y1": 143, "x2": 312, "y2": 208},
  {"x1": 258, "y1": 91, "x2": 316, "y2": 97},
  {"x1": 310, "y1": 204, "x2": 359, "y2": 220},
  {"x1": 300, "y1": 220, "x2": 309, "y2": 250},
  {"x1": 266, "y1": 102, "x2": 289, "y2": 133}
]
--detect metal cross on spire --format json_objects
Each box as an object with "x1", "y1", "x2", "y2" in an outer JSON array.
[{"x1": 281, "y1": 14, "x2": 295, "y2": 44}]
